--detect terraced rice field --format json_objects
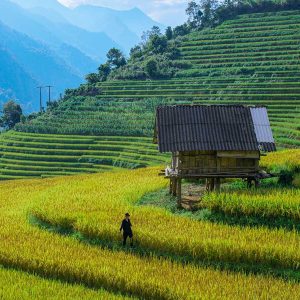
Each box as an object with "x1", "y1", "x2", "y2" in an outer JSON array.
[
  {"x1": 1, "y1": 10, "x2": 299, "y2": 179},
  {"x1": 0, "y1": 131, "x2": 167, "y2": 180},
  {"x1": 0, "y1": 153, "x2": 300, "y2": 299}
]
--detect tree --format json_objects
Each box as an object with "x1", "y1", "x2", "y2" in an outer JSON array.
[
  {"x1": 141, "y1": 26, "x2": 162, "y2": 45},
  {"x1": 216, "y1": 0, "x2": 237, "y2": 22},
  {"x1": 173, "y1": 24, "x2": 190, "y2": 37},
  {"x1": 106, "y1": 48, "x2": 126, "y2": 69},
  {"x1": 150, "y1": 26, "x2": 161, "y2": 36},
  {"x1": 0, "y1": 100, "x2": 23, "y2": 129},
  {"x1": 85, "y1": 73, "x2": 100, "y2": 84},
  {"x1": 165, "y1": 26, "x2": 173, "y2": 40},
  {"x1": 166, "y1": 43, "x2": 181, "y2": 60},
  {"x1": 145, "y1": 59, "x2": 158, "y2": 78},
  {"x1": 130, "y1": 45, "x2": 143, "y2": 60},
  {"x1": 186, "y1": 1, "x2": 203, "y2": 29},
  {"x1": 98, "y1": 63, "x2": 111, "y2": 82},
  {"x1": 199, "y1": 0, "x2": 219, "y2": 27},
  {"x1": 149, "y1": 35, "x2": 168, "y2": 54}
]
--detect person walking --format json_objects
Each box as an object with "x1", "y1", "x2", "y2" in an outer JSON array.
[{"x1": 120, "y1": 213, "x2": 133, "y2": 246}]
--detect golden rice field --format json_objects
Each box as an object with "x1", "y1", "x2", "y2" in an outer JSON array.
[
  {"x1": 261, "y1": 149, "x2": 300, "y2": 171},
  {"x1": 0, "y1": 266, "x2": 130, "y2": 300},
  {"x1": 201, "y1": 189, "x2": 300, "y2": 220},
  {"x1": 0, "y1": 150, "x2": 299, "y2": 299}
]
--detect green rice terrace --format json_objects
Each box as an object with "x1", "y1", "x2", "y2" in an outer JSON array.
[
  {"x1": 1, "y1": 10, "x2": 300, "y2": 180},
  {"x1": 0, "y1": 131, "x2": 167, "y2": 180}
]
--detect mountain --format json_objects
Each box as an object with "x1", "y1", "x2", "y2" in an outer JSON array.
[
  {"x1": 10, "y1": 0, "x2": 66, "y2": 10},
  {"x1": 0, "y1": 21, "x2": 82, "y2": 111},
  {"x1": 115, "y1": 7, "x2": 165, "y2": 37},
  {"x1": 0, "y1": 0, "x2": 61, "y2": 47},
  {"x1": 0, "y1": 0, "x2": 115, "y2": 63},
  {"x1": 0, "y1": 0, "x2": 115, "y2": 111},
  {"x1": 31, "y1": 12, "x2": 119, "y2": 62},
  {"x1": 0, "y1": 47, "x2": 38, "y2": 111},
  {"x1": 66, "y1": 6, "x2": 140, "y2": 52},
  {"x1": 10, "y1": 0, "x2": 164, "y2": 53},
  {"x1": 63, "y1": 5, "x2": 164, "y2": 52}
]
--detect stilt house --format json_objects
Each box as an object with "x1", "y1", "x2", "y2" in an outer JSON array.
[{"x1": 154, "y1": 105, "x2": 276, "y2": 205}]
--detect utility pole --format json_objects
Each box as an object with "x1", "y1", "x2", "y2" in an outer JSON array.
[
  {"x1": 37, "y1": 86, "x2": 43, "y2": 113},
  {"x1": 45, "y1": 85, "x2": 53, "y2": 104}
]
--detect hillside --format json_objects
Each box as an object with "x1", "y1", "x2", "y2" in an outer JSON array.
[{"x1": 1, "y1": 10, "x2": 300, "y2": 180}]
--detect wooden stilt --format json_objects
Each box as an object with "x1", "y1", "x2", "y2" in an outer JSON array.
[
  {"x1": 210, "y1": 178, "x2": 215, "y2": 192},
  {"x1": 206, "y1": 178, "x2": 215, "y2": 193},
  {"x1": 177, "y1": 178, "x2": 182, "y2": 208},
  {"x1": 247, "y1": 177, "x2": 252, "y2": 189},
  {"x1": 169, "y1": 179, "x2": 173, "y2": 194},
  {"x1": 172, "y1": 178, "x2": 177, "y2": 196},
  {"x1": 215, "y1": 178, "x2": 221, "y2": 192},
  {"x1": 205, "y1": 178, "x2": 210, "y2": 192}
]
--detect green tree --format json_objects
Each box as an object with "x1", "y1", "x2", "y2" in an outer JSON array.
[
  {"x1": 130, "y1": 45, "x2": 143, "y2": 60},
  {"x1": 166, "y1": 42, "x2": 181, "y2": 59},
  {"x1": 150, "y1": 35, "x2": 168, "y2": 54},
  {"x1": 200, "y1": 0, "x2": 218, "y2": 27},
  {"x1": 98, "y1": 63, "x2": 111, "y2": 82},
  {"x1": 173, "y1": 23, "x2": 190, "y2": 37},
  {"x1": 141, "y1": 26, "x2": 162, "y2": 45},
  {"x1": 107, "y1": 48, "x2": 126, "y2": 69},
  {"x1": 145, "y1": 59, "x2": 158, "y2": 78},
  {"x1": 165, "y1": 26, "x2": 173, "y2": 40},
  {"x1": 85, "y1": 73, "x2": 100, "y2": 84},
  {"x1": 150, "y1": 26, "x2": 162, "y2": 37},
  {"x1": 0, "y1": 100, "x2": 23, "y2": 129},
  {"x1": 186, "y1": 1, "x2": 203, "y2": 28}
]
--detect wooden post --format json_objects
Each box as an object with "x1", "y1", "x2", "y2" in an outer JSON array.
[
  {"x1": 172, "y1": 178, "x2": 177, "y2": 196},
  {"x1": 205, "y1": 178, "x2": 209, "y2": 192},
  {"x1": 169, "y1": 179, "x2": 173, "y2": 194},
  {"x1": 177, "y1": 178, "x2": 182, "y2": 208},
  {"x1": 215, "y1": 178, "x2": 221, "y2": 192},
  {"x1": 206, "y1": 178, "x2": 215, "y2": 193},
  {"x1": 210, "y1": 178, "x2": 215, "y2": 192},
  {"x1": 247, "y1": 177, "x2": 253, "y2": 188}
]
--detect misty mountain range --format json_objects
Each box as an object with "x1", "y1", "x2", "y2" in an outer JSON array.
[{"x1": 0, "y1": 0, "x2": 162, "y2": 111}]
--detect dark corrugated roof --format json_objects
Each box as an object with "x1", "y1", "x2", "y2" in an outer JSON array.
[
  {"x1": 259, "y1": 142, "x2": 276, "y2": 152},
  {"x1": 155, "y1": 105, "x2": 275, "y2": 153}
]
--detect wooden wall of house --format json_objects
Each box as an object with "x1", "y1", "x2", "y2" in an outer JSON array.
[{"x1": 171, "y1": 150, "x2": 260, "y2": 176}]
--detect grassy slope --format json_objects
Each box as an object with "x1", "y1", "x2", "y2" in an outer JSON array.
[{"x1": 0, "y1": 10, "x2": 300, "y2": 179}]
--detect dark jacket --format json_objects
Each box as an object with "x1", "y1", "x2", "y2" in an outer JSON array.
[{"x1": 120, "y1": 219, "x2": 132, "y2": 234}]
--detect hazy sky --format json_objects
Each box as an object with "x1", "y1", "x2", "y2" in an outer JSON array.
[{"x1": 58, "y1": 0, "x2": 190, "y2": 26}]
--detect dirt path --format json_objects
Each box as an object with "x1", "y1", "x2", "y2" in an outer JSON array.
[{"x1": 181, "y1": 183, "x2": 206, "y2": 210}]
